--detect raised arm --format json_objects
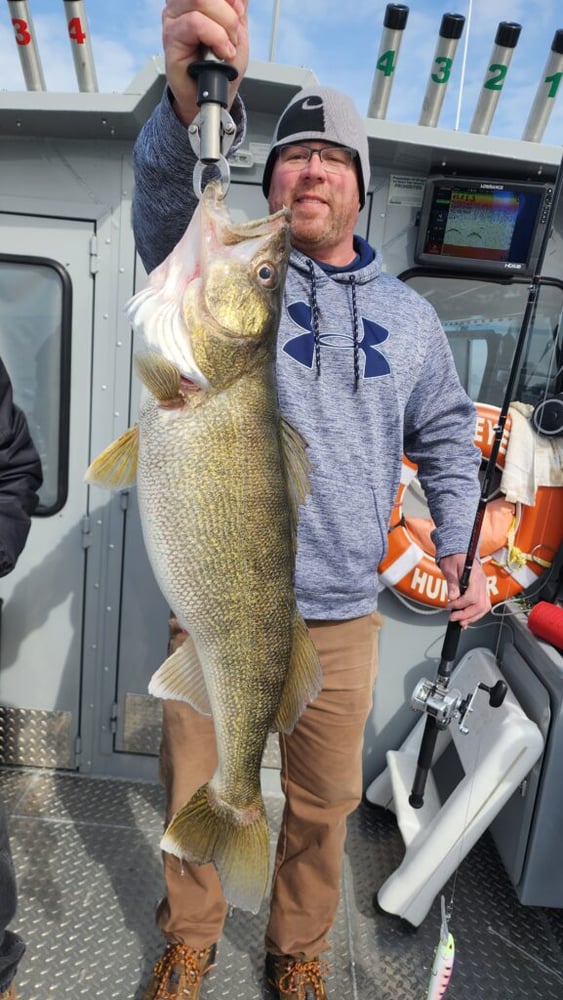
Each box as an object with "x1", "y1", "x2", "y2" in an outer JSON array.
[{"x1": 132, "y1": 0, "x2": 249, "y2": 273}]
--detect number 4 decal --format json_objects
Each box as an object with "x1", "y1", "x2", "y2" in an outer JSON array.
[
  {"x1": 68, "y1": 17, "x2": 86, "y2": 45},
  {"x1": 376, "y1": 49, "x2": 396, "y2": 78}
]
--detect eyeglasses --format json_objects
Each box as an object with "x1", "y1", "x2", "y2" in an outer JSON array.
[{"x1": 277, "y1": 144, "x2": 357, "y2": 174}]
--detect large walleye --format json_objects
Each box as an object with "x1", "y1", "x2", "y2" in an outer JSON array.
[{"x1": 86, "y1": 181, "x2": 321, "y2": 914}]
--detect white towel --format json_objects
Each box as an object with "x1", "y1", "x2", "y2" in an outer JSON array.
[{"x1": 500, "y1": 401, "x2": 563, "y2": 506}]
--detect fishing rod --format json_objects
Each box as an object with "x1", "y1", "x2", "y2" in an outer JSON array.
[{"x1": 408, "y1": 149, "x2": 563, "y2": 810}]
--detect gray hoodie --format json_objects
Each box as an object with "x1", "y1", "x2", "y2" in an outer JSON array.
[{"x1": 132, "y1": 90, "x2": 481, "y2": 620}]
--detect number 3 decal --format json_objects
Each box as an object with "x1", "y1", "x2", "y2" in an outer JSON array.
[{"x1": 11, "y1": 17, "x2": 32, "y2": 46}]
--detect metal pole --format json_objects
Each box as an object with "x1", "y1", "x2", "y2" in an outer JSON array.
[
  {"x1": 470, "y1": 21, "x2": 521, "y2": 135},
  {"x1": 522, "y1": 30, "x2": 563, "y2": 143},
  {"x1": 454, "y1": 0, "x2": 473, "y2": 130},
  {"x1": 7, "y1": 0, "x2": 46, "y2": 91},
  {"x1": 367, "y1": 4, "x2": 409, "y2": 120},
  {"x1": 419, "y1": 13, "x2": 465, "y2": 128},
  {"x1": 269, "y1": 0, "x2": 281, "y2": 62},
  {"x1": 61, "y1": 0, "x2": 98, "y2": 93}
]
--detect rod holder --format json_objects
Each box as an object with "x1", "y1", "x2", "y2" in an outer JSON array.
[
  {"x1": 419, "y1": 13, "x2": 465, "y2": 128},
  {"x1": 522, "y1": 30, "x2": 563, "y2": 143},
  {"x1": 7, "y1": 0, "x2": 46, "y2": 91},
  {"x1": 470, "y1": 21, "x2": 521, "y2": 135},
  {"x1": 367, "y1": 4, "x2": 409, "y2": 120},
  {"x1": 62, "y1": 1, "x2": 98, "y2": 93}
]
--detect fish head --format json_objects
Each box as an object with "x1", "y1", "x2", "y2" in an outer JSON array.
[
  {"x1": 188, "y1": 181, "x2": 291, "y2": 388},
  {"x1": 127, "y1": 180, "x2": 290, "y2": 391}
]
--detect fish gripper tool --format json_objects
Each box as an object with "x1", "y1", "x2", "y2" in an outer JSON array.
[{"x1": 188, "y1": 48, "x2": 238, "y2": 198}]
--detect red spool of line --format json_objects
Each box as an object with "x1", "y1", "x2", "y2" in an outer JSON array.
[{"x1": 527, "y1": 601, "x2": 563, "y2": 652}]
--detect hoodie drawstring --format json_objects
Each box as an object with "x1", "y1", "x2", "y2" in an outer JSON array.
[
  {"x1": 307, "y1": 258, "x2": 322, "y2": 379},
  {"x1": 349, "y1": 274, "x2": 360, "y2": 391},
  {"x1": 306, "y1": 260, "x2": 361, "y2": 390}
]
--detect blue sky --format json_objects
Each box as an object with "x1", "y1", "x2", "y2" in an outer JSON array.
[{"x1": 1, "y1": 0, "x2": 562, "y2": 146}]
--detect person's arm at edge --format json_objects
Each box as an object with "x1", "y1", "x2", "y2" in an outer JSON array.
[{"x1": 0, "y1": 359, "x2": 42, "y2": 577}]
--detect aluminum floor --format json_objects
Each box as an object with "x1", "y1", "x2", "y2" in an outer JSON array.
[{"x1": 2, "y1": 767, "x2": 563, "y2": 1000}]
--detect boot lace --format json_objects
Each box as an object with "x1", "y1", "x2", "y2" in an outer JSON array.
[
  {"x1": 278, "y1": 957, "x2": 329, "y2": 999},
  {"x1": 152, "y1": 943, "x2": 213, "y2": 999}
]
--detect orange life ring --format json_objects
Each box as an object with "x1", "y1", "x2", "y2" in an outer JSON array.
[{"x1": 378, "y1": 403, "x2": 563, "y2": 608}]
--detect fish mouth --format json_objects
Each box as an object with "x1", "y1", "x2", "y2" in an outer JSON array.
[{"x1": 202, "y1": 180, "x2": 291, "y2": 244}]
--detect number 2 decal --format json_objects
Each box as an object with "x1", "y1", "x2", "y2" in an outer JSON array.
[{"x1": 484, "y1": 63, "x2": 508, "y2": 91}]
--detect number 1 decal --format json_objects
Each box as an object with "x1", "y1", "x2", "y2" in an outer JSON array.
[{"x1": 545, "y1": 71, "x2": 562, "y2": 99}]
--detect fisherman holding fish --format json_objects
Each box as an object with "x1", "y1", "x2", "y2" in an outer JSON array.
[{"x1": 127, "y1": 2, "x2": 491, "y2": 997}]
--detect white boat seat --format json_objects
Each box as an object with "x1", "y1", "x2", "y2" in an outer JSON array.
[{"x1": 364, "y1": 647, "x2": 544, "y2": 926}]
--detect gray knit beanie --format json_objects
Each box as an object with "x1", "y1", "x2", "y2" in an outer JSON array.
[{"x1": 262, "y1": 86, "x2": 371, "y2": 209}]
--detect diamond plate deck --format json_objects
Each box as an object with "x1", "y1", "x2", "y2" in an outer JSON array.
[{"x1": 1, "y1": 768, "x2": 562, "y2": 999}]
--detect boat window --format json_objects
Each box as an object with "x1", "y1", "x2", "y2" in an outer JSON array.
[
  {"x1": 400, "y1": 271, "x2": 563, "y2": 408},
  {"x1": 0, "y1": 255, "x2": 72, "y2": 515}
]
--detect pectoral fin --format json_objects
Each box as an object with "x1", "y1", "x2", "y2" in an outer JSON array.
[
  {"x1": 280, "y1": 418, "x2": 312, "y2": 555},
  {"x1": 85, "y1": 425, "x2": 139, "y2": 489},
  {"x1": 134, "y1": 351, "x2": 183, "y2": 402},
  {"x1": 148, "y1": 634, "x2": 212, "y2": 716},
  {"x1": 272, "y1": 613, "x2": 322, "y2": 733}
]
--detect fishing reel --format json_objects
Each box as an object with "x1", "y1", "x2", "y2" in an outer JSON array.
[{"x1": 411, "y1": 674, "x2": 508, "y2": 733}]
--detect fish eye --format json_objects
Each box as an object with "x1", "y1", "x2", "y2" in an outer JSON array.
[{"x1": 255, "y1": 261, "x2": 278, "y2": 288}]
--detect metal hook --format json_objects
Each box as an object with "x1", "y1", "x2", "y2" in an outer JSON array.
[{"x1": 192, "y1": 155, "x2": 231, "y2": 199}]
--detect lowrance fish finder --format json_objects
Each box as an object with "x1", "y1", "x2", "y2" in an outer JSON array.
[{"x1": 415, "y1": 175, "x2": 554, "y2": 277}]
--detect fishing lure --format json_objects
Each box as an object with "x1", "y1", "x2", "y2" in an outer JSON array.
[{"x1": 426, "y1": 897, "x2": 455, "y2": 999}]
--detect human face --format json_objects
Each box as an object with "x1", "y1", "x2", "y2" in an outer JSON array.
[{"x1": 267, "y1": 142, "x2": 362, "y2": 267}]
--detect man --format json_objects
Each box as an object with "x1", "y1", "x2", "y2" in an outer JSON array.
[
  {"x1": 133, "y1": 3, "x2": 491, "y2": 998},
  {"x1": 0, "y1": 357, "x2": 43, "y2": 1000}
]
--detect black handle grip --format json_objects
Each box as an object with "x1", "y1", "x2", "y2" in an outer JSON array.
[{"x1": 409, "y1": 715, "x2": 439, "y2": 809}]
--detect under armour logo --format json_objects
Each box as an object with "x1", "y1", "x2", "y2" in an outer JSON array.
[
  {"x1": 276, "y1": 95, "x2": 325, "y2": 141},
  {"x1": 283, "y1": 301, "x2": 390, "y2": 378}
]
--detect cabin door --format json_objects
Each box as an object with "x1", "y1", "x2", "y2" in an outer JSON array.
[{"x1": 0, "y1": 214, "x2": 94, "y2": 770}]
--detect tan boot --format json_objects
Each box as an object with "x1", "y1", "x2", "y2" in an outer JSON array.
[
  {"x1": 0, "y1": 982, "x2": 18, "y2": 1000},
  {"x1": 266, "y1": 952, "x2": 328, "y2": 999},
  {"x1": 142, "y1": 943, "x2": 216, "y2": 999}
]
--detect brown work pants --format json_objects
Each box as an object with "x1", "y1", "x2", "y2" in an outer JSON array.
[{"x1": 156, "y1": 611, "x2": 382, "y2": 958}]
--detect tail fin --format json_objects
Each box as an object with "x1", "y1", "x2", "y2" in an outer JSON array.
[{"x1": 160, "y1": 785, "x2": 270, "y2": 914}]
